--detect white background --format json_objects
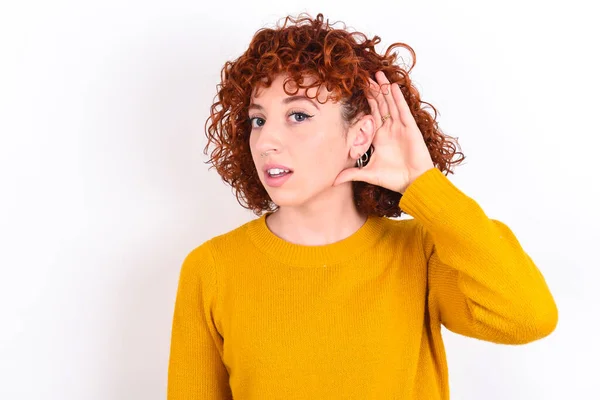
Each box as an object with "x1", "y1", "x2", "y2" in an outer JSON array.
[{"x1": 1, "y1": 0, "x2": 598, "y2": 398}]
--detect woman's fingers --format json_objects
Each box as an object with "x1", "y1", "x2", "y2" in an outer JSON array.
[
  {"x1": 375, "y1": 71, "x2": 399, "y2": 124},
  {"x1": 390, "y1": 80, "x2": 413, "y2": 127},
  {"x1": 366, "y1": 79, "x2": 382, "y2": 125},
  {"x1": 368, "y1": 77, "x2": 389, "y2": 125}
]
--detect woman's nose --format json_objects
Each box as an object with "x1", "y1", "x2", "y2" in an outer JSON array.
[{"x1": 254, "y1": 120, "x2": 283, "y2": 153}]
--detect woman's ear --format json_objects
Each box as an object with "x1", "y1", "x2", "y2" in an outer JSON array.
[{"x1": 347, "y1": 114, "x2": 376, "y2": 159}]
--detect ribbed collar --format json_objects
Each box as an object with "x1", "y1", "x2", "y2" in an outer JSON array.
[{"x1": 245, "y1": 213, "x2": 386, "y2": 267}]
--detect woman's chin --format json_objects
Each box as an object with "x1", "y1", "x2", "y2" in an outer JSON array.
[{"x1": 267, "y1": 191, "x2": 305, "y2": 208}]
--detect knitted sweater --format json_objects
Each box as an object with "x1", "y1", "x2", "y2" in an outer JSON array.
[{"x1": 167, "y1": 167, "x2": 558, "y2": 399}]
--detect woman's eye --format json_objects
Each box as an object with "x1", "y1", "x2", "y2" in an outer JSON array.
[
  {"x1": 248, "y1": 112, "x2": 312, "y2": 129},
  {"x1": 289, "y1": 112, "x2": 313, "y2": 122},
  {"x1": 249, "y1": 117, "x2": 265, "y2": 128}
]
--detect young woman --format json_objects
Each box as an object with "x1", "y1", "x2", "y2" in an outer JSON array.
[{"x1": 167, "y1": 13, "x2": 558, "y2": 400}]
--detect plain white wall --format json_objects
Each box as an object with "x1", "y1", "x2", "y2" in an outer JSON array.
[{"x1": 1, "y1": 0, "x2": 598, "y2": 398}]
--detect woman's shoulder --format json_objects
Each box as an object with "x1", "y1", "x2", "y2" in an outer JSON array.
[
  {"x1": 374, "y1": 216, "x2": 426, "y2": 252},
  {"x1": 175, "y1": 221, "x2": 254, "y2": 290},
  {"x1": 184, "y1": 217, "x2": 258, "y2": 260},
  {"x1": 379, "y1": 215, "x2": 423, "y2": 237}
]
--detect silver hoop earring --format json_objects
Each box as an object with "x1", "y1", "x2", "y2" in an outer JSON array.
[
  {"x1": 355, "y1": 145, "x2": 374, "y2": 169},
  {"x1": 356, "y1": 153, "x2": 368, "y2": 169}
]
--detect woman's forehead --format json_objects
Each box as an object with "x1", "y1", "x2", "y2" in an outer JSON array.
[{"x1": 251, "y1": 74, "x2": 333, "y2": 103}]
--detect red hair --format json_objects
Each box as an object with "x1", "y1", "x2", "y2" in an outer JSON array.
[{"x1": 204, "y1": 13, "x2": 465, "y2": 217}]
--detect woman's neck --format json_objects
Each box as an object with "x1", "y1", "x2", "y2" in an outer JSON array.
[{"x1": 265, "y1": 198, "x2": 368, "y2": 246}]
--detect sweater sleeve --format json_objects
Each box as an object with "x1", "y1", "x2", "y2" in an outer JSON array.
[
  {"x1": 167, "y1": 241, "x2": 232, "y2": 399},
  {"x1": 398, "y1": 167, "x2": 558, "y2": 344}
]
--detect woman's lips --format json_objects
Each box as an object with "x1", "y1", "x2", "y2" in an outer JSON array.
[
  {"x1": 262, "y1": 163, "x2": 293, "y2": 187},
  {"x1": 264, "y1": 170, "x2": 293, "y2": 187}
]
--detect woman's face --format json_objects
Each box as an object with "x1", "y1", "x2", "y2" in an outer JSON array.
[{"x1": 248, "y1": 74, "x2": 359, "y2": 208}]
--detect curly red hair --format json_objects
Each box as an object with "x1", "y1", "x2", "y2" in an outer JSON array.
[{"x1": 204, "y1": 12, "x2": 465, "y2": 217}]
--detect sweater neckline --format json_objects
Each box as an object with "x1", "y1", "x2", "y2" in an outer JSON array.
[{"x1": 245, "y1": 212, "x2": 386, "y2": 267}]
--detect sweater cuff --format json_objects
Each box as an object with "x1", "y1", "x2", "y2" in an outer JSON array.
[{"x1": 398, "y1": 167, "x2": 474, "y2": 226}]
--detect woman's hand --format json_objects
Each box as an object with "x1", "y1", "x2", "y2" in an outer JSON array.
[{"x1": 333, "y1": 71, "x2": 435, "y2": 194}]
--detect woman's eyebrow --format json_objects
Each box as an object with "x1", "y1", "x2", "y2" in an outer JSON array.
[{"x1": 249, "y1": 96, "x2": 320, "y2": 111}]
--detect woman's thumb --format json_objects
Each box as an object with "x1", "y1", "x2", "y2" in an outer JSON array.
[{"x1": 333, "y1": 166, "x2": 367, "y2": 186}]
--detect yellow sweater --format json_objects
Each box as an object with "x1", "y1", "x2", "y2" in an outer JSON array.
[{"x1": 167, "y1": 167, "x2": 558, "y2": 399}]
